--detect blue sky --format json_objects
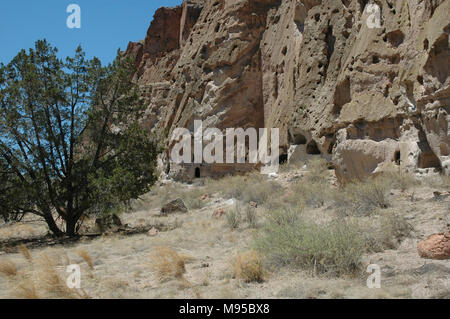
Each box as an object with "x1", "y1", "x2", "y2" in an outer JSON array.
[{"x1": 0, "y1": 0, "x2": 183, "y2": 65}]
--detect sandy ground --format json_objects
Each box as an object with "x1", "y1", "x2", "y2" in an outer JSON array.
[{"x1": 0, "y1": 167, "x2": 448, "y2": 299}]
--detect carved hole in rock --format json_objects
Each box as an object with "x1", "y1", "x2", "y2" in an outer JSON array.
[
  {"x1": 306, "y1": 140, "x2": 321, "y2": 155},
  {"x1": 386, "y1": 30, "x2": 405, "y2": 48},
  {"x1": 315, "y1": 14, "x2": 320, "y2": 22},
  {"x1": 341, "y1": 0, "x2": 351, "y2": 8},
  {"x1": 279, "y1": 153, "x2": 288, "y2": 165},
  {"x1": 292, "y1": 133, "x2": 307, "y2": 145},
  {"x1": 294, "y1": 3, "x2": 307, "y2": 33},
  {"x1": 332, "y1": 77, "x2": 351, "y2": 116},
  {"x1": 325, "y1": 27, "x2": 336, "y2": 63},
  {"x1": 417, "y1": 75, "x2": 424, "y2": 85},
  {"x1": 195, "y1": 167, "x2": 201, "y2": 178},
  {"x1": 424, "y1": 39, "x2": 429, "y2": 50},
  {"x1": 358, "y1": 0, "x2": 369, "y2": 13},
  {"x1": 282, "y1": 46, "x2": 288, "y2": 55},
  {"x1": 394, "y1": 150, "x2": 401, "y2": 165},
  {"x1": 424, "y1": 34, "x2": 450, "y2": 84},
  {"x1": 372, "y1": 55, "x2": 380, "y2": 64},
  {"x1": 389, "y1": 54, "x2": 401, "y2": 64}
]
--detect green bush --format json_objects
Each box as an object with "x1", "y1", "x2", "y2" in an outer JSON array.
[
  {"x1": 254, "y1": 208, "x2": 364, "y2": 276},
  {"x1": 226, "y1": 207, "x2": 241, "y2": 230},
  {"x1": 333, "y1": 177, "x2": 390, "y2": 216}
]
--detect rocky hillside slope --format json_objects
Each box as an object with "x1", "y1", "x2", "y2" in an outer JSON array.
[{"x1": 124, "y1": 0, "x2": 450, "y2": 182}]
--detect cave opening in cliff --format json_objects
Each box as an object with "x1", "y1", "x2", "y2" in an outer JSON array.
[
  {"x1": 294, "y1": 3, "x2": 307, "y2": 33},
  {"x1": 291, "y1": 133, "x2": 307, "y2": 145},
  {"x1": 195, "y1": 167, "x2": 201, "y2": 178},
  {"x1": 394, "y1": 151, "x2": 401, "y2": 165},
  {"x1": 279, "y1": 153, "x2": 288, "y2": 165},
  {"x1": 306, "y1": 140, "x2": 321, "y2": 155}
]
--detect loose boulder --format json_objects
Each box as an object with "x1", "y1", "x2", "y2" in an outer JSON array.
[
  {"x1": 417, "y1": 231, "x2": 450, "y2": 260},
  {"x1": 161, "y1": 198, "x2": 188, "y2": 215}
]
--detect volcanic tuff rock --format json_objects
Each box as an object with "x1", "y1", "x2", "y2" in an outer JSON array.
[{"x1": 124, "y1": 0, "x2": 450, "y2": 182}]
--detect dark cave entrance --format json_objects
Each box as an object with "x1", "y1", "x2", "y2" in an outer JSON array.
[{"x1": 195, "y1": 167, "x2": 201, "y2": 178}]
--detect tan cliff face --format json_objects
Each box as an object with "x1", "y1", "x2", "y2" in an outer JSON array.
[{"x1": 124, "y1": 0, "x2": 450, "y2": 182}]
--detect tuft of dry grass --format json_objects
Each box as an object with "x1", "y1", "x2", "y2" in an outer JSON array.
[
  {"x1": 232, "y1": 250, "x2": 265, "y2": 283},
  {"x1": 15, "y1": 279, "x2": 39, "y2": 299},
  {"x1": 37, "y1": 254, "x2": 89, "y2": 299},
  {"x1": 0, "y1": 259, "x2": 18, "y2": 277},
  {"x1": 359, "y1": 209, "x2": 413, "y2": 252},
  {"x1": 226, "y1": 207, "x2": 241, "y2": 230},
  {"x1": 19, "y1": 244, "x2": 32, "y2": 262},
  {"x1": 333, "y1": 176, "x2": 390, "y2": 216},
  {"x1": 151, "y1": 247, "x2": 186, "y2": 281},
  {"x1": 77, "y1": 249, "x2": 94, "y2": 270}
]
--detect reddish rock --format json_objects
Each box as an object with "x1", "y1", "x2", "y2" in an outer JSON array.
[
  {"x1": 417, "y1": 231, "x2": 450, "y2": 260},
  {"x1": 201, "y1": 194, "x2": 209, "y2": 201},
  {"x1": 212, "y1": 208, "x2": 225, "y2": 219}
]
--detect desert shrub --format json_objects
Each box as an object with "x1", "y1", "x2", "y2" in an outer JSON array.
[
  {"x1": 423, "y1": 174, "x2": 450, "y2": 189},
  {"x1": 293, "y1": 181, "x2": 328, "y2": 208},
  {"x1": 151, "y1": 247, "x2": 186, "y2": 281},
  {"x1": 244, "y1": 207, "x2": 258, "y2": 228},
  {"x1": 226, "y1": 207, "x2": 241, "y2": 230},
  {"x1": 333, "y1": 176, "x2": 390, "y2": 216},
  {"x1": 305, "y1": 158, "x2": 330, "y2": 184},
  {"x1": 386, "y1": 171, "x2": 418, "y2": 192},
  {"x1": 205, "y1": 173, "x2": 282, "y2": 206},
  {"x1": 232, "y1": 250, "x2": 265, "y2": 283},
  {"x1": 360, "y1": 210, "x2": 413, "y2": 252},
  {"x1": 254, "y1": 208, "x2": 364, "y2": 276}
]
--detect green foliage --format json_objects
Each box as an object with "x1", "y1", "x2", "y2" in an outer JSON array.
[
  {"x1": 226, "y1": 207, "x2": 241, "y2": 230},
  {"x1": 0, "y1": 40, "x2": 161, "y2": 235},
  {"x1": 254, "y1": 207, "x2": 364, "y2": 276},
  {"x1": 333, "y1": 176, "x2": 390, "y2": 216}
]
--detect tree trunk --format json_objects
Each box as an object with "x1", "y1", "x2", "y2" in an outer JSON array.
[
  {"x1": 66, "y1": 217, "x2": 77, "y2": 237},
  {"x1": 43, "y1": 214, "x2": 64, "y2": 237}
]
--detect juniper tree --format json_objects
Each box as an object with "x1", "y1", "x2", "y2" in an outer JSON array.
[{"x1": 0, "y1": 40, "x2": 160, "y2": 236}]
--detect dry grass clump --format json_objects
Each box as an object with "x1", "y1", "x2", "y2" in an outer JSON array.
[
  {"x1": 244, "y1": 207, "x2": 258, "y2": 228},
  {"x1": 151, "y1": 247, "x2": 186, "y2": 281},
  {"x1": 36, "y1": 254, "x2": 89, "y2": 299},
  {"x1": 37, "y1": 255, "x2": 76, "y2": 298},
  {"x1": 254, "y1": 207, "x2": 364, "y2": 276},
  {"x1": 0, "y1": 259, "x2": 18, "y2": 277},
  {"x1": 360, "y1": 209, "x2": 413, "y2": 252},
  {"x1": 232, "y1": 250, "x2": 265, "y2": 283},
  {"x1": 14, "y1": 279, "x2": 39, "y2": 299},
  {"x1": 293, "y1": 181, "x2": 328, "y2": 208},
  {"x1": 77, "y1": 249, "x2": 94, "y2": 270},
  {"x1": 423, "y1": 174, "x2": 450, "y2": 189},
  {"x1": 304, "y1": 158, "x2": 330, "y2": 184},
  {"x1": 206, "y1": 173, "x2": 282, "y2": 206},
  {"x1": 19, "y1": 244, "x2": 32, "y2": 262},
  {"x1": 333, "y1": 176, "x2": 390, "y2": 216},
  {"x1": 226, "y1": 207, "x2": 241, "y2": 230}
]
